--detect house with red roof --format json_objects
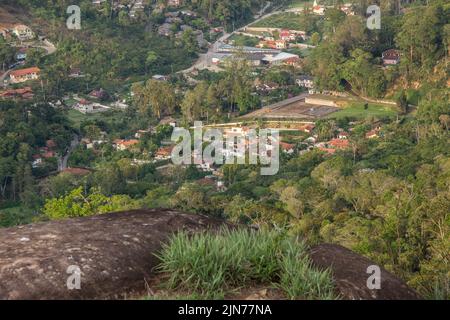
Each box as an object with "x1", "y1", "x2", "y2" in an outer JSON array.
[
  {"x1": 114, "y1": 139, "x2": 139, "y2": 151},
  {"x1": 382, "y1": 49, "x2": 401, "y2": 65},
  {"x1": 9, "y1": 67, "x2": 40, "y2": 84},
  {"x1": 155, "y1": 145, "x2": 174, "y2": 160}
]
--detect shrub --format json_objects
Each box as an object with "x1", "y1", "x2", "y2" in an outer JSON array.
[{"x1": 155, "y1": 229, "x2": 337, "y2": 299}]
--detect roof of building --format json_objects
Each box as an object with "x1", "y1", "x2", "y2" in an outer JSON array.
[
  {"x1": 115, "y1": 139, "x2": 139, "y2": 147},
  {"x1": 280, "y1": 142, "x2": 296, "y2": 151},
  {"x1": 10, "y1": 67, "x2": 40, "y2": 78},
  {"x1": 382, "y1": 49, "x2": 400, "y2": 59},
  {"x1": 263, "y1": 52, "x2": 299, "y2": 62},
  {"x1": 328, "y1": 138, "x2": 350, "y2": 149}
]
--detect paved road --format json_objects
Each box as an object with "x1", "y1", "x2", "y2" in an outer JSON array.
[
  {"x1": 58, "y1": 134, "x2": 80, "y2": 172},
  {"x1": 1, "y1": 39, "x2": 56, "y2": 87},
  {"x1": 180, "y1": 4, "x2": 288, "y2": 74}
]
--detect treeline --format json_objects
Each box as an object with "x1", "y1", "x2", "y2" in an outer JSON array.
[
  {"x1": 0, "y1": 101, "x2": 73, "y2": 205},
  {"x1": 306, "y1": 0, "x2": 449, "y2": 99}
]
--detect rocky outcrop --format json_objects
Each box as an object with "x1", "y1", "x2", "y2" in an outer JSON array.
[
  {"x1": 0, "y1": 211, "x2": 422, "y2": 300},
  {"x1": 0, "y1": 209, "x2": 228, "y2": 300},
  {"x1": 309, "y1": 244, "x2": 422, "y2": 300}
]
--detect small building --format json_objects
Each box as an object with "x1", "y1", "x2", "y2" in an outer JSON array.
[
  {"x1": 280, "y1": 142, "x2": 296, "y2": 154},
  {"x1": 114, "y1": 139, "x2": 139, "y2": 151},
  {"x1": 74, "y1": 100, "x2": 94, "y2": 113},
  {"x1": 152, "y1": 74, "x2": 168, "y2": 81},
  {"x1": 279, "y1": 29, "x2": 296, "y2": 42},
  {"x1": 9, "y1": 67, "x2": 40, "y2": 84},
  {"x1": 0, "y1": 87, "x2": 34, "y2": 100},
  {"x1": 366, "y1": 128, "x2": 380, "y2": 139},
  {"x1": 89, "y1": 88, "x2": 108, "y2": 100},
  {"x1": 296, "y1": 75, "x2": 314, "y2": 89},
  {"x1": 337, "y1": 132, "x2": 349, "y2": 140},
  {"x1": 69, "y1": 67, "x2": 84, "y2": 78},
  {"x1": 382, "y1": 49, "x2": 400, "y2": 65},
  {"x1": 155, "y1": 145, "x2": 174, "y2": 160},
  {"x1": 12, "y1": 24, "x2": 34, "y2": 41},
  {"x1": 158, "y1": 23, "x2": 174, "y2": 37},
  {"x1": 263, "y1": 52, "x2": 300, "y2": 66},
  {"x1": 327, "y1": 138, "x2": 350, "y2": 150},
  {"x1": 167, "y1": 0, "x2": 183, "y2": 7},
  {"x1": 159, "y1": 117, "x2": 177, "y2": 127}
]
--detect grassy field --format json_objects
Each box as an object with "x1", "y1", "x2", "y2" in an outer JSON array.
[
  {"x1": 66, "y1": 109, "x2": 125, "y2": 129},
  {"x1": 252, "y1": 12, "x2": 305, "y2": 30},
  {"x1": 229, "y1": 34, "x2": 260, "y2": 47},
  {"x1": 328, "y1": 102, "x2": 398, "y2": 120},
  {"x1": 288, "y1": 0, "x2": 313, "y2": 8}
]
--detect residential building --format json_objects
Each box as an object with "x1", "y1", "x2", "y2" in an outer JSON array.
[
  {"x1": 296, "y1": 75, "x2": 314, "y2": 89},
  {"x1": 74, "y1": 99, "x2": 94, "y2": 114},
  {"x1": 382, "y1": 49, "x2": 401, "y2": 65},
  {"x1": 312, "y1": 0, "x2": 326, "y2": 15},
  {"x1": 114, "y1": 139, "x2": 139, "y2": 151},
  {"x1": 9, "y1": 67, "x2": 40, "y2": 84},
  {"x1": 155, "y1": 145, "x2": 174, "y2": 160},
  {"x1": 0, "y1": 87, "x2": 34, "y2": 100},
  {"x1": 89, "y1": 88, "x2": 108, "y2": 100},
  {"x1": 12, "y1": 25, "x2": 34, "y2": 41},
  {"x1": 168, "y1": 0, "x2": 183, "y2": 7},
  {"x1": 280, "y1": 142, "x2": 296, "y2": 154}
]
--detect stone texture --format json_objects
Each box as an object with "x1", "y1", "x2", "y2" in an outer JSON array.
[
  {"x1": 0, "y1": 209, "x2": 228, "y2": 300},
  {"x1": 309, "y1": 243, "x2": 422, "y2": 300}
]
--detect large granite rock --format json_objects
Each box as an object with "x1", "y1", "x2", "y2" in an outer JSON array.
[
  {"x1": 0, "y1": 209, "x2": 228, "y2": 300},
  {"x1": 309, "y1": 243, "x2": 422, "y2": 300}
]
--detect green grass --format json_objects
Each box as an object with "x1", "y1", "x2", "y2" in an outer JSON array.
[
  {"x1": 328, "y1": 102, "x2": 398, "y2": 120},
  {"x1": 66, "y1": 109, "x2": 124, "y2": 129},
  {"x1": 229, "y1": 34, "x2": 260, "y2": 47},
  {"x1": 252, "y1": 12, "x2": 306, "y2": 30},
  {"x1": 155, "y1": 229, "x2": 337, "y2": 299},
  {"x1": 288, "y1": 0, "x2": 313, "y2": 8}
]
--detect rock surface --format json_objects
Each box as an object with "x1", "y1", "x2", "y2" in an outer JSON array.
[
  {"x1": 309, "y1": 243, "x2": 422, "y2": 300},
  {"x1": 0, "y1": 209, "x2": 228, "y2": 300}
]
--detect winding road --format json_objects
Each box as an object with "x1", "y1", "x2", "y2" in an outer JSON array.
[{"x1": 180, "y1": 3, "x2": 291, "y2": 74}]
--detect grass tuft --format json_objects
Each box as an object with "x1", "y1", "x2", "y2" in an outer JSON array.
[{"x1": 155, "y1": 228, "x2": 337, "y2": 299}]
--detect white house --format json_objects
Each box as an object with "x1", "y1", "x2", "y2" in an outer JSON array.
[
  {"x1": 296, "y1": 75, "x2": 314, "y2": 89},
  {"x1": 12, "y1": 25, "x2": 34, "y2": 41}
]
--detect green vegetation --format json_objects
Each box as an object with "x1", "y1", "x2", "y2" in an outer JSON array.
[
  {"x1": 156, "y1": 229, "x2": 337, "y2": 299},
  {"x1": 252, "y1": 12, "x2": 318, "y2": 31},
  {"x1": 328, "y1": 103, "x2": 398, "y2": 120}
]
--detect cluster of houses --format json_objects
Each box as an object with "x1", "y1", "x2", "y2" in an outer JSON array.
[
  {"x1": 91, "y1": 0, "x2": 144, "y2": 18},
  {"x1": 0, "y1": 23, "x2": 34, "y2": 41},
  {"x1": 212, "y1": 44, "x2": 300, "y2": 67},
  {"x1": 32, "y1": 140, "x2": 57, "y2": 168},
  {"x1": 311, "y1": 1, "x2": 355, "y2": 16},
  {"x1": 255, "y1": 29, "x2": 308, "y2": 50},
  {"x1": 157, "y1": 10, "x2": 208, "y2": 47},
  {"x1": 0, "y1": 87, "x2": 34, "y2": 100}
]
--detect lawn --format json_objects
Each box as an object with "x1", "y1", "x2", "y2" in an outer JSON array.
[
  {"x1": 229, "y1": 34, "x2": 260, "y2": 47},
  {"x1": 66, "y1": 109, "x2": 125, "y2": 129},
  {"x1": 288, "y1": 0, "x2": 313, "y2": 8},
  {"x1": 252, "y1": 12, "x2": 306, "y2": 30},
  {"x1": 328, "y1": 102, "x2": 398, "y2": 120}
]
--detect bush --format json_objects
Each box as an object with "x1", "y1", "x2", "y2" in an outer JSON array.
[{"x1": 155, "y1": 229, "x2": 337, "y2": 299}]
